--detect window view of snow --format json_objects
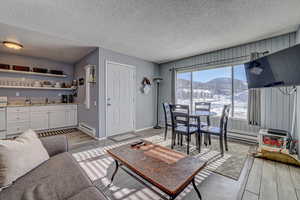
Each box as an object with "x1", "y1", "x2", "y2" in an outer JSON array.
[{"x1": 176, "y1": 64, "x2": 248, "y2": 119}]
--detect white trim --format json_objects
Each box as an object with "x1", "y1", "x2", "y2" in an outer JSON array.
[
  {"x1": 135, "y1": 126, "x2": 153, "y2": 132},
  {"x1": 96, "y1": 136, "x2": 107, "y2": 141},
  {"x1": 105, "y1": 60, "x2": 136, "y2": 137}
]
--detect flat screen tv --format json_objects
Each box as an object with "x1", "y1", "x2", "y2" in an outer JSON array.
[{"x1": 245, "y1": 44, "x2": 300, "y2": 89}]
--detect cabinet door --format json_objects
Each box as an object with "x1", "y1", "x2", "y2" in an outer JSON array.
[
  {"x1": 66, "y1": 110, "x2": 77, "y2": 126},
  {"x1": 30, "y1": 112, "x2": 49, "y2": 130},
  {"x1": 49, "y1": 110, "x2": 66, "y2": 129}
]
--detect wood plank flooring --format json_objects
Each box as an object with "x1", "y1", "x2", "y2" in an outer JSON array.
[{"x1": 243, "y1": 158, "x2": 300, "y2": 200}]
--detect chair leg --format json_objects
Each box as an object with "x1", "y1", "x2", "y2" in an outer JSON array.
[
  {"x1": 195, "y1": 134, "x2": 199, "y2": 150},
  {"x1": 187, "y1": 135, "x2": 190, "y2": 155},
  {"x1": 208, "y1": 134, "x2": 211, "y2": 145},
  {"x1": 198, "y1": 133, "x2": 202, "y2": 153},
  {"x1": 177, "y1": 133, "x2": 180, "y2": 145},
  {"x1": 224, "y1": 132, "x2": 228, "y2": 151},
  {"x1": 180, "y1": 134, "x2": 183, "y2": 146},
  {"x1": 219, "y1": 135, "x2": 224, "y2": 156},
  {"x1": 171, "y1": 131, "x2": 175, "y2": 149},
  {"x1": 164, "y1": 126, "x2": 168, "y2": 140}
]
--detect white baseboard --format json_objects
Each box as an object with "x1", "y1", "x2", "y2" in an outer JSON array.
[{"x1": 135, "y1": 126, "x2": 153, "y2": 132}]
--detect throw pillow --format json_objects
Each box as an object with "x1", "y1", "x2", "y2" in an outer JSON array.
[{"x1": 0, "y1": 129, "x2": 50, "y2": 188}]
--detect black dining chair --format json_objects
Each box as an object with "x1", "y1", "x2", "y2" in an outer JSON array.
[
  {"x1": 200, "y1": 105, "x2": 230, "y2": 156},
  {"x1": 170, "y1": 104, "x2": 202, "y2": 154},
  {"x1": 162, "y1": 103, "x2": 172, "y2": 140},
  {"x1": 194, "y1": 102, "x2": 212, "y2": 145}
]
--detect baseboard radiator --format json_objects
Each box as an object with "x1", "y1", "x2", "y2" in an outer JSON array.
[{"x1": 78, "y1": 122, "x2": 96, "y2": 137}]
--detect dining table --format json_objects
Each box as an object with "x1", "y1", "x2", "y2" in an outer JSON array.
[{"x1": 189, "y1": 110, "x2": 217, "y2": 145}]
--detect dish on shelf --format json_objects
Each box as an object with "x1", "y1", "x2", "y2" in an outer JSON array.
[
  {"x1": 13, "y1": 65, "x2": 30, "y2": 72},
  {"x1": 0, "y1": 64, "x2": 10, "y2": 70},
  {"x1": 49, "y1": 70, "x2": 63, "y2": 75},
  {"x1": 33, "y1": 68, "x2": 48, "y2": 73}
]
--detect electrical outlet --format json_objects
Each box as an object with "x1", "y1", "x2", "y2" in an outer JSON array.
[
  {"x1": 16, "y1": 92, "x2": 20, "y2": 97},
  {"x1": 58, "y1": 93, "x2": 62, "y2": 97}
]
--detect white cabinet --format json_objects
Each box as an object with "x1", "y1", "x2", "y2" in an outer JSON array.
[
  {"x1": 49, "y1": 110, "x2": 66, "y2": 129},
  {"x1": 5, "y1": 105, "x2": 77, "y2": 136},
  {"x1": 30, "y1": 111, "x2": 49, "y2": 130},
  {"x1": 66, "y1": 109, "x2": 77, "y2": 127},
  {"x1": 6, "y1": 107, "x2": 30, "y2": 136}
]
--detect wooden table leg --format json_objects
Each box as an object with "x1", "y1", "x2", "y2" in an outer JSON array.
[
  {"x1": 110, "y1": 160, "x2": 119, "y2": 184},
  {"x1": 192, "y1": 178, "x2": 202, "y2": 200}
]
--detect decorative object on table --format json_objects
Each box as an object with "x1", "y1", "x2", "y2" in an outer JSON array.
[
  {"x1": 33, "y1": 81, "x2": 41, "y2": 87},
  {"x1": 54, "y1": 82, "x2": 61, "y2": 88},
  {"x1": 72, "y1": 80, "x2": 78, "y2": 87},
  {"x1": 33, "y1": 67, "x2": 48, "y2": 73},
  {"x1": 79, "y1": 78, "x2": 84, "y2": 86},
  {"x1": 0, "y1": 96, "x2": 8, "y2": 107},
  {"x1": 13, "y1": 65, "x2": 30, "y2": 72},
  {"x1": 42, "y1": 81, "x2": 52, "y2": 88},
  {"x1": 49, "y1": 69, "x2": 64, "y2": 75},
  {"x1": 153, "y1": 77, "x2": 163, "y2": 129},
  {"x1": 0, "y1": 63, "x2": 10, "y2": 70},
  {"x1": 141, "y1": 77, "x2": 151, "y2": 94}
]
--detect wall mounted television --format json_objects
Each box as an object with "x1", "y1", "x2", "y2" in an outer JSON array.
[{"x1": 245, "y1": 44, "x2": 300, "y2": 89}]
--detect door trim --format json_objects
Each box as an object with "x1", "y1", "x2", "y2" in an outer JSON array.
[{"x1": 105, "y1": 60, "x2": 136, "y2": 137}]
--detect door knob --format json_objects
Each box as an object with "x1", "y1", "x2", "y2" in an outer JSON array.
[{"x1": 107, "y1": 103, "x2": 111, "y2": 106}]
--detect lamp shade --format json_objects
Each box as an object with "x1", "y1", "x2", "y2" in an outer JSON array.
[{"x1": 153, "y1": 77, "x2": 163, "y2": 83}]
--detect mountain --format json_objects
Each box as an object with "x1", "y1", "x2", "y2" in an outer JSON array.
[{"x1": 177, "y1": 77, "x2": 248, "y2": 92}]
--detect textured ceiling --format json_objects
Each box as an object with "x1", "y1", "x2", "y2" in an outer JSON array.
[
  {"x1": 0, "y1": 0, "x2": 300, "y2": 63},
  {"x1": 0, "y1": 23, "x2": 95, "y2": 64}
]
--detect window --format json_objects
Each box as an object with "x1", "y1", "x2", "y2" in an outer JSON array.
[
  {"x1": 233, "y1": 64, "x2": 248, "y2": 119},
  {"x1": 176, "y1": 72, "x2": 192, "y2": 109},
  {"x1": 176, "y1": 64, "x2": 248, "y2": 119}
]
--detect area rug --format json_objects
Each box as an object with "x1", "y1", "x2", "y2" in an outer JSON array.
[
  {"x1": 108, "y1": 132, "x2": 140, "y2": 142},
  {"x1": 73, "y1": 136, "x2": 229, "y2": 200}
]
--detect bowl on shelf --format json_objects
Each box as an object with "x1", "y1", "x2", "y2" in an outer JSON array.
[
  {"x1": 33, "y1": 68, "x2": 48, "y2": 73},
  {"x1": 0, "y1": 64, "x2": 10, "y2": 70},
  {"x1": 49, "y1": 70, "x2": 64, "y2": 75},
  {"x1": 13, "y1": 65, "x2": 30, "y2": 72}
]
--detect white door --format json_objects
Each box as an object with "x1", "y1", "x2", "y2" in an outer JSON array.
[{"x1": 106, "y1": 62, "x2": 135, "y2": 136}]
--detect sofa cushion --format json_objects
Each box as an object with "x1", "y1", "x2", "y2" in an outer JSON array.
[
  {"x1": 68, "y1": 187, "x2": 107, "y2": 200},
  {"x1": 0, "y1": 129, "x2": 49, "y2": 188},
  {"x1": 0, "y1": 152, "x2": 93, "y2": 200}
]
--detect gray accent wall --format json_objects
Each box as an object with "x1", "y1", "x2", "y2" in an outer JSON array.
[
  {"x1": 159, "y1": 32, "x2": 297, "y2": 135},
  {"x1": 0, "y1": 52, "x2": 74, "y2": 98},
  {"x1": 98, "y1": 47, "x2": 159, "y2": 138},
  {"x1": 74, "y1": 48, "x2": 100, "y2": 137}
]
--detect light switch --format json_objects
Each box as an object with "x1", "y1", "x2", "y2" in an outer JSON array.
[
  {"x1": 16, "y1": 92, "x2": 20, "y2": 97},
  {"x1": 94, "y1": 101, "x2": 97, "y2": 106}
]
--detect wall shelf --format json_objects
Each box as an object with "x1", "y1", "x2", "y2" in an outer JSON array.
[
  {"x1": 0, "y1": 85, "x2": 75, "y2": 91},
  {"x1": 0, "y1": 69, "x2": 67, "y2": 78}
]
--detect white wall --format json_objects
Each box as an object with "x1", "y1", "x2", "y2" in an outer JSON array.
[{"x1": 295, "y1": 26, "x2": 300, "y2": 157}]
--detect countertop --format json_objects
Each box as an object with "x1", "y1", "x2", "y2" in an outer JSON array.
[{"x1": 5, "y1": 103, "x2": 78, "y2": 107}]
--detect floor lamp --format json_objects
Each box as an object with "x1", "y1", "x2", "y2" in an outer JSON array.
[{"x1": 153, "y1": 77, "x2": 163, "y2": 129}]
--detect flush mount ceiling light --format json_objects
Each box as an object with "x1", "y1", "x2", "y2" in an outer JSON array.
[{"x1": 2, "y1": 41, "x2": 23, "y2": 50}]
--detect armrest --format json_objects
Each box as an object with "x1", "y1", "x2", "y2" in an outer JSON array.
[{"x1": 40, "y1": 135, "x2": 68, "y2": 157}]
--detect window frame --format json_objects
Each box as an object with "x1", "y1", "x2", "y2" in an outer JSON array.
[{"x1": 175, "y1": 63, "x2": 248, "y2": 120}]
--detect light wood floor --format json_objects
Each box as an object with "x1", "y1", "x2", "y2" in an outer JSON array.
[{"x1": 242, "y1": 158, "x2": 300, "y2": 200}]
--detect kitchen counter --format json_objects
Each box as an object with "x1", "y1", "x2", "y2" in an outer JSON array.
[{"x1": 6, "y1": 103, "x2": 78, "y2": 107}]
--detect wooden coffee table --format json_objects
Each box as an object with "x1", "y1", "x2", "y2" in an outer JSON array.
[{"x1": 107, "y1": 140, "x2": 207, "y2": 200}]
